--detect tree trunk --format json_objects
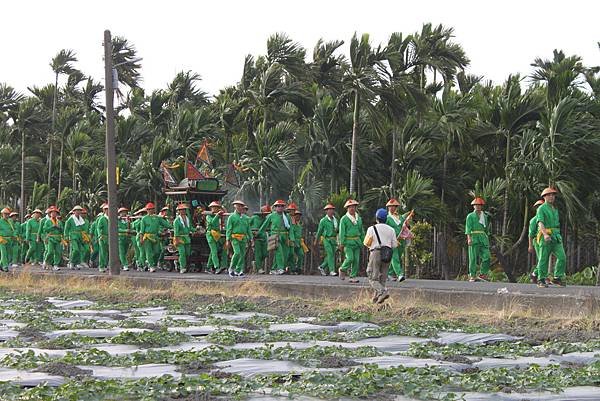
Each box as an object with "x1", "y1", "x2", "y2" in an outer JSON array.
[
  {"x1": 349, "y1": 91, "x2": 360, "y2": 195},
  {"x1": 20, "y1": 128, "x2": 25, "y2": 221},
  {"x1": 48, "y1": 73, "x2": 58, "y2": 198},
  {"x1": 501, "y1": 132, "x2": 510, "y2": 252},
  {"x1": 390, "y1": 128, "x2": 396, "y2": 194},
  {"x1": 58, "y1": 138, "x2": 64, "y2": 197}
]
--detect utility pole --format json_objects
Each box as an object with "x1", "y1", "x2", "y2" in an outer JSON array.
[{"x1": 103, "y1": 30, "x2": 121, "y2": 275}]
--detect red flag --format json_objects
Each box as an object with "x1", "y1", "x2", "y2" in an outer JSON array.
[
  {"x1": 196, "y1": 142, "x2": 211, "y2": 164},
  {"x1": 186, "y1": 162, "x2": 205, "y2": 180}
]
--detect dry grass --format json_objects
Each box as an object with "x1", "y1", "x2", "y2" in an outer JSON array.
[{"x1": 0, "y1": 270, "x2": 598, "y2": 338}]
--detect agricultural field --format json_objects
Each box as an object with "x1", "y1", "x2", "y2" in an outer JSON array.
[{"x1": 0, "y1": 274, "x2": 598, "y2": 400}]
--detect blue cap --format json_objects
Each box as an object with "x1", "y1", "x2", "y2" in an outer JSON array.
[{"x1": 376, "y1": 208, "x2": 388, "y2": 222}]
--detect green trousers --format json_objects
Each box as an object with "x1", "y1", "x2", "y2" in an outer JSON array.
[
  {"x1": 319, "y1": 238, "x2": 337, "y2": 274},
  {"x1": 531, "y1": 240, "x2": 541, "y2": 276},
  {"x1": 98, "y1": 239, "x2": 108, "y2": 270},
  {"x1": 207, "y1": 236, "x2": 227, "y2": 270},
  {"x1": 90, "y1": 240, "x2": 99, "y2": 265},
  {"x1": 44, "y1": 240, "x2": 62, "y2": 266},
  {"x1": 177, "y1": 243, "x2": 191, "y2": 271},
  {"x1": 388, "y1": 242, "x2": 406, "y2": 277},
  {"x1": 254, "y1": 238, "x2": 267, "y2": 271},
  {"x1": 340, "y1": 244, "x2": 361, "y2": 278},
  {"x1": 118, "y1": 237, "x2": 130, "y2": 267},
  {"x1": 468, "y1": 242, "x2": 490, "y2": 277},
  {"x1": 132, "y1": 237, "x2": 143, "y2": 267},
  {"x1": 229, "y1": 238, "x2": 247, "y2": 273},
  {"x1": 536, "y1": 238, "x2": 566, "y2": 280},
  {"x1": 0, "y1": 241, "x2": 11, "y2": 270},
  {"x1": 289, "y1": 245, "x2": 303, "y2": 273},
  {"x1": 272, "y1": 238, "x2": 289, "y2": 272},
  {"x1": 11, "y1": 239, "x2": 21, "y2": 264},
  {"x1": 68, "y1": 238, "x2": 85, "y2": 266},
  {"x1": 26, "y1": 241, "x2": 43, "y2": 264},
  {"x1": 143, "y1": 239, "x2": 161, "y2": 268}
]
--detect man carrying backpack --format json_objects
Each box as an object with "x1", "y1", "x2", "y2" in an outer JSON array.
[{"x1": 363, "y1": 208, "x2": 398, "y2": 304}]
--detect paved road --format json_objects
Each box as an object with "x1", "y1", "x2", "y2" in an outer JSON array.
[{"x1": 19, "y1": 265, "x2": 600, "y2": 298}]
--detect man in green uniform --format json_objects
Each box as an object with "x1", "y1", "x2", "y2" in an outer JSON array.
[
  {"x1": 338, "y1": 199, "x2": 364, "y2": 283},
  {"x1": 250, "y1": 205, "x2": 269, "y2": 274},
  {"x1": 25, "y1": 209, "x2": 43, "y2": 266},
  {"x1": 289, "y1": 210, "x2": 306, "y2": 274},
  {"x1": 79, "y1": 208, "x2": 92, "y2": 268},
  {"x1": 63, "y1": 205, "x2": 87, "y2": 270},
  {"x1": 258, "y1": 199, "x2": 294, "y2": 275},
  {"x1": 36, "y1": 208, "x2": 50, "y2": 269},
  {"x1": 315, "y1": 204, "x2": 338, "y2": 276},
  {"x1": 173, "y1": 203, "x2": 193, "y2": 274},
  {"x1": 140, "y1": 202, "x2": 171, "y2": 273},
  {"x1": 118, "y1": 207, "x2": 133, "y2": 271},
  {"x1": 9, "y1": 212, "x2": 22, "y2": 268},
  {"x1": 226, "y1": 200, "x2": 251, "y2": 277},
  {"x1": 465, "y1": 197, "x2": 491, "y2": 282},
  {"x1": 285, "y1": 203, "x2": 299, "y2": 272},
  {"x1": 158, "y1": 206, "x2": 172, "y2": 269},
  {"x1": 95, "y1": 203, "x2": 110, "y2": 273},
  {"x1": 386, "y1": 199, "x2": 414, "y2": 283},
  {"x1": 89, "y1": 210, "x2": 103, "y2": 269},
  {"x1": 206, "y1": 201, "x2": 227, "y2": 274},
  {"x1": 535, "y1": 187, "x2": 566, "y2": 288},
  {"x1": 40, "y1": 206, "x2": 63, "y2": 271},
  {"x1": 131, "y1": 208, "x2": 146, "y2": 271},
  {"x1": 0, "y1": 208, "x2": 14, "y2": 272},
  {"x1": 528, "y1": 199, "x2": 544, "y2": 284}
]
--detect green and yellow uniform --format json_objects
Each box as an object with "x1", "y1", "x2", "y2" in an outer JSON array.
[
  {"x1": 63, "y1": 215, "x2": 88, "y2": 268},
  {"x1": 41, "y1": 217, "x2": 63, "y2": 267},
  {"x1": 139, "y1": 214, "x2": 170, "y2": 270},
  {"x1": 226, "y1": 211, "x2": 251, "y2": 274},
  {"x1": 95, "y1": 214, "x2": 109, "y2": 271},
  {"x1": 465, "y1": 211, "x2": 491, "y2": 277},
  {"x1": 0, "y1": 217, "x2": 14, "y2": 271},
  {"x1": 131, "y1": 218, "x2": 144, "y2": 270},
  {"x1": 338, "y1": 213, "x2": 364, "y2": 278},
  {"x1": 316, "y1": 215, "x2": 338, "y2": 274},
  {"x1": 173, "y1": 214, "x2": 193, "y2": 272},
  {"x1": 387, "y1": 212, "x2": 410, "y2": 279},
  {"x1": 11, "y1": 219, "x2": 22, "y2": 265},
  {"x1": 25, "y1": 217, "x2": 43, "y2": 264},
  {"x1": 258, "y1": 211, "x2": 295, "y2": 273},
  {"x1": 250, "y1": 214, "x2": 267, "y2": 272},
  {"x1": 288, "y1": 220, "x2": 304, "y2": 273},
  {"x1": 534, "y1": 202, "x2": 566, "y2": 281},
  {"x1": 528, "y1": 215, "x2": 540, "y2": 277},
  {"x1": 206, "y1": 214, "x2": 227, "y2": 272},
  {"x1": 118, "y1": 218, "x2": 133, "y2": 269},
  {"x1": 89, "y1": 215, "x2": 101, "y2": 267}
]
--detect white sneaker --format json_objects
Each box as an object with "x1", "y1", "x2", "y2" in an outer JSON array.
[
  {"x1": 149, "y1": 267, "x2": 156, "y2": 273},
  {"x1": 10, "y1": 264, "x2": 18, "y2": 269},
  {"x1": 258, "y1": 269, "x2": 265, "y2": 274},
  {"x1": 75, "y1": 264, "x2": 83, "y2": 270},
  {"x1": 318, "y1": 267, "x2": 326, "y2": 276},
  {"x1": 67, "y1": 263, "x2": 74, "y2": 270},
  {"x1": 122, "y1": 266, "x2": 129, "y2": 271},
  {"x1": 277, "y1": 269, "x2": 284, "y2": 275},
  {"x1": 228, "y1": 268, "x2": 234, "y2": 277},
  {"x1": 329, "y1": 271, "x2": 337, "y2": 276},
  {"x1": 42, "y1": 263, "x2": 47, "y2": 270},
  {"x1": 81, "y1": 262, "x2": 89, "y2": 269},
  {"x1": 52, "y1": 265, "x2": 60, "y2": 271},
  {"x1": 236, "y1": 272, "x2": 245, "y2": 277}
]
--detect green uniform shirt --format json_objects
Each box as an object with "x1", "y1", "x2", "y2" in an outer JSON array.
[
  {"x1": 37, "y1": 216, "x2": 49, "y2": 240},
  {"x1": 528, "y1": 216, "x2": 538, "y2": 239},
  {"x1": 249, "y1": 214, "x2": 266, "y2": 240},
  {"x1": 25, "y1": 218, "x2": 41, "y2": 242},
  {"x1": 96, "y1": 215, "x2": 109, "y2": 239},
  {"x1": 338, "y1": 213, "x2": 364, "y2": 246},
  {"x1": 41, "y1": 217, "x2": 63, "y2": 242},
  {"x1": 139, "y1": 214, "x2": 170, "y2": 242},
  {"x1": 316, "y1": 215, "x2": 338, "y2": 240},
  {"x1": 173, "y1": 215, "x2": 193, "y2": 244},
  {"x1": 11, "y1": 220, "x2": 22, "y2": 239},
  {"x1": 64, "y1": 215, "x2": 87, "y2": 241},
  {"x1": 226, "y1": 212, "x2": 251, "y2": 241},
  {"x1": 535, "y1": 202, "x2": 561, "y2": 241},
  {"x1": 386, "y1": 213, "x2": 406, "y2": 236},
  {"x1": 290, "y1": 221, "x2": 303, "y2": 245},
  {"x1": 0, "y1": 218, "x2": 14, "y2": 238},
  {"x1": 258, "y1": 212, "x2": 295, "y2": 241},
  {"x1": 118, "y1": 218, "x2": 132, "y2": 238},
  {"x1": 465, "y1": 211, "x2": 489, "y2": 245}
]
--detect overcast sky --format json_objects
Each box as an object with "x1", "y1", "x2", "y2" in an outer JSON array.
[{"x1": 2, "y1": 0, "x2": 598, "y2": 97}]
